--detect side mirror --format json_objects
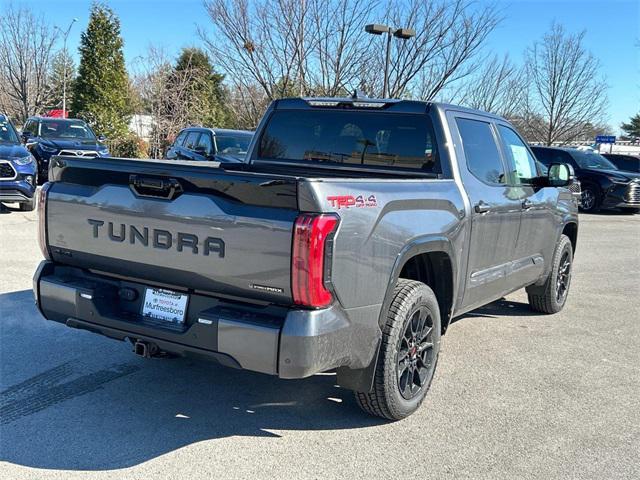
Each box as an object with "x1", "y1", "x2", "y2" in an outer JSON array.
[
  {"x1": 548, "y1": 163, "x2": 574, "y2": 187},
  {"x1": 21, "y1": 132, "x2": 30, "y2": 144},
  {"x1": 97, "y1": 135, "x2": 106, "y2": 142}
]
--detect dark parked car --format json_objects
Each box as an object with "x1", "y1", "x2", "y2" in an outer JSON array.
[
  {"x1": 21, "y1": 116, "x2": 109, "y2": 182},
  {"x1": 602, "y1": 153, "x2": 640, "y2": 173},
  {"x1": 0, "y1": 114, "x2": 37, "y2": 211},
  {"x1": 166, "y1": 127, "x2": 253, "y2": 162},
  {"x1": 531, "y1": 146, "x2": 640, "y2": 213}
]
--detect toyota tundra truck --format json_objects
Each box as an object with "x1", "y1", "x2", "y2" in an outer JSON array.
[{"x1": 33, "y1": 97, "x2": 579, "y2": 420}]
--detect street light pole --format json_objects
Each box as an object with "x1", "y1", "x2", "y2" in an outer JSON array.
[
  {"x1": 383, "y1": 29, "x2": 392, "y2": 99},
  {"x1": 365, "y1": 24, "x2": 416, "y2": 99},
  {"x1": 56, "y1": 18, "x2": 78, "y2": 117}
]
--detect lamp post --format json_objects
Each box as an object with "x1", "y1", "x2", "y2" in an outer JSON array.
[
  {"x1": 365, "y1": 24, "x2": 416, "y2": 98},
  {"x1": 55, "y1": 18, "x2": 78, "y2": 117}
]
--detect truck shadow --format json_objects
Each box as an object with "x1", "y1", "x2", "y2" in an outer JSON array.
[
  {"x1": 454, "y1": 297, "x2": 540, "y2": 322},
  {"x1": 0, "y1": 290, "x2": 385, "y2": 471}
]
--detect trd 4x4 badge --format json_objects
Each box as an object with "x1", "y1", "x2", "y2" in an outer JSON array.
[{"x1": 327, "y1": 194, "x2": 377, "y2": 209}]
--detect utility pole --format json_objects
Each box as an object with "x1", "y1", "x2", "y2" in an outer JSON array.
[
  {"x1": 365, "y1": 24, "x2": 416, "y2": 98},
  {"x1": 55, "y1": 18, "x2": 78, "y2": 117}
]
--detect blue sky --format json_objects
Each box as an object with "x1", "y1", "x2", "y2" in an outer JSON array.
[{"x1": 4, "y1": 0, "x2": 638, "y2": 133}]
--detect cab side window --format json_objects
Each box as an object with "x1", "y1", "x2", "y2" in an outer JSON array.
[
  {"x1": 173, "y1": 130, "x2": 188, "y2": 147},
  {"x1": 497, "y1": 125, "x2": 538, "y2": 185},
  {"x1": 196, "y1": 132, "x2": 213, "y2": 155},
  {"x1": 456, "y1": 117, "x2": 506, "y2": 185},
  {"x1": 184, "y1": 131, "x2": 201, "y2": 150},
  {"x1": 23, "y1": 120, "x2": 37, "y2": 136}
]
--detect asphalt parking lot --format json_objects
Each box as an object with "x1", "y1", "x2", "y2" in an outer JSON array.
[{"x1": 0, "y1": 206, "x2": 639, "y2": 479}]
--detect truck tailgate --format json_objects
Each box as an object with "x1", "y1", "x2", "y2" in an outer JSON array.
[{"x1": 45, "y1": 157, "x2": 299, "y2": 303}]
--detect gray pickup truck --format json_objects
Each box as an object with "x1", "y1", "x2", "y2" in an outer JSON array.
[{"x1": 33, "y1": 97, "x2": 578, "y2": 420}]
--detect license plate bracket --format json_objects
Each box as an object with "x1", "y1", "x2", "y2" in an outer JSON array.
[{"x1": 141, "y1": 288, "x2": 189, "y2": 324}]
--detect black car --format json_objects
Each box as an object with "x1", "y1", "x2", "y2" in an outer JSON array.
[
  {"x1": 166, "y1": 127, "x2": 253, "y2": 162},
  {"x1": 21, "y1": 117, "x2": 109, "y2": 182},
  {"x1": 602, "y1": 153, "x2": 640, "y2": 173},
  {"x1": 531, "y1": 146, "x2": 640, "y2": 213}
]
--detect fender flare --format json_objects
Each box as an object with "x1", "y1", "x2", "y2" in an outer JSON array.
[{"x1": 336, "y1": 235, "x2": 457, "y2": 393}]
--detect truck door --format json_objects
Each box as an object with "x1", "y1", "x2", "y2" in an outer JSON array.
[
  {"x1": 495, "y1": 123, "x2": 557, "y2": 287},
  {"x1": 448, "y1": 113, "x2": 523, "y2": 310}
]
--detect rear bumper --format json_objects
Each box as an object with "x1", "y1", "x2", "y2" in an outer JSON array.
[{"x1": 33, "y1": 261, "x2": 379, "y2": 380}]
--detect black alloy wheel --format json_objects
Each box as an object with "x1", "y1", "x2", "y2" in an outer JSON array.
[
  {"x1": 556, "y1": 251, "x2": 571, "y2": 302},
  {"x1": 397, "y1": 306, "x2": 435, "y2": 400}
]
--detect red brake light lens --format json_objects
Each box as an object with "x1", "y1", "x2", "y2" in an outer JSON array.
[
  {"x1": 292, "y1": 213, "x2": 339, "y2": 307},
  {"x1": 37, "y1": 182, "x2": 52, "y2": 260}
]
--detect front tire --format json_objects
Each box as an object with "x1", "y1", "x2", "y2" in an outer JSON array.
[
  {"x1": 580, "y1": 185, "x2": 601, "y2": 213},
  {"x1": 526, "y1": 234, "x2": 573, "y2": 314},
  {"x1": 355, "y1": 279, "x2": 441, "y2": 420}
]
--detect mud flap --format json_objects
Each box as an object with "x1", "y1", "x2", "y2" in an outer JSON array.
[{"x1": 336, "y1": 338, "x2": 381, "y2": 393}]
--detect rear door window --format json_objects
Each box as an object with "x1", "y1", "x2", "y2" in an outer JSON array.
[
  {"x1": 257, "y1": 110, "x2": 442, "y2": 174},
  {"x1": 455, "y1": 118, "x2": 506, "y2": 185}
]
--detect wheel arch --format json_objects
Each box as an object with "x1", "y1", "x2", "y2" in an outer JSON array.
[
  {"x1": 562, "y1": 221, "x2": 578, "y2": 253},
  {"x1": 336, "y1": 236, "x2": 457, "y2": 393},
  {"x1": 383, "y1": 236, "x2": 457, "y2": 334}
]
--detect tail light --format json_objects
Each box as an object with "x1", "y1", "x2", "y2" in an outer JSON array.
[
  {"x1": 37, "y1": 183, "x2": 52, "y2": 260},
  {"x1": 292, "y1": 213, "x2": 340, "y2": 307}
]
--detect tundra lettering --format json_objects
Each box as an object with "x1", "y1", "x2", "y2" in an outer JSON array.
[
  {"x1": 35, "y1": 97, "x2": 578, "y2": 421},
  {"x1": 87, "y1": 218, "x2": 225, "y2": 257}
]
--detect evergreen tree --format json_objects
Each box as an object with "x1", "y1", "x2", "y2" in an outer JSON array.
[
  {"x1": 47, "y1": 49, "x2": 76, "y2": 110},
  {"x1": 72, "y1": 2, "x2": 131, "y2": 138},
  {"x1": 173, "y1": 47, "x2": 227, "y2": 127},
  {"x1": 621, "y1": 114, "x2": 640, "y2": 139}
]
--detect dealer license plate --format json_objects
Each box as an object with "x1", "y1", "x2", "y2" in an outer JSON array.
[{"x1": 141, "y1": 288, "x2": 189, "y2": 324}]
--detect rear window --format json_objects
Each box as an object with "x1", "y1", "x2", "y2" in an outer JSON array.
[
  {"x1": 257, "y1": 110, "x2": 441, "y2": 174},
  {"x1": 216, "y1": 134, "x2": 251, "y2": 156}
]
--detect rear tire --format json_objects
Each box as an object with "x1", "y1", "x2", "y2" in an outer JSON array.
[
  {"x1": 355, "y1": 279, "x2": 441, "y2": 420},
  {"x1": 526, "y1": 234, "x2": 573, "y2": 314}
]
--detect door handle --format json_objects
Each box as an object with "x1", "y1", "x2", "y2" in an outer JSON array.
[
  {"x1": 474, "y1": 201, "x2": 491, "y2": 213},
  {"x1": 129, "y1": 175, "x2": 183, "y2": 200},
  {"x1": 522, "y1": 199, "x2": 533, "y2": 210}
]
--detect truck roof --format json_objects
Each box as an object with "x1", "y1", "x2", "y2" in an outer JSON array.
[
  {"x1": 273, "y1": 96, "x2": 506, "y2": 122},
  {"x1": 182, "y1": 126, "x2": 253, "y2": 136}
]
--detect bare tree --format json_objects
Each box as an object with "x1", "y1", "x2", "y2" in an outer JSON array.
[
  {"x1": 199, "y1": 0, "x2": 313, "y2": 100},
  {"x1": 383, "y1": 0, "x2": 500, "y2": 99},
  {"x1": 523, "y1": 23, "x2": 608, "y2": 145},
  {"x1": 0, "y1": 4, "x2": 59, "y2": 122},
  {"x1": 225, "y1": 83, "x2": 270, "y2": 129},
  {"x1": 131, "y1": 48, "x2": 211, "y2": 157},
  {"x1": 450, "y1": 55, "x2": 526, "y2": 118},
  {"x1": 200, "y1": 0, "x2": 499, "y2": 105},
  {"x1": 305, "y1": 0, "x2": 377, "y2": 96}
]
